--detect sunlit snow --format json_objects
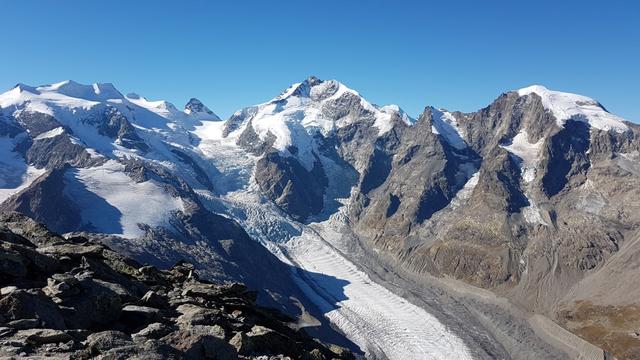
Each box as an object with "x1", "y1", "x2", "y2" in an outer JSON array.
[{"x1": 518, "y1": 85, "x2": 629, "y2": 133}]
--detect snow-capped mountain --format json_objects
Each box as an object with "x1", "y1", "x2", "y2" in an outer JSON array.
[{"x1": 0, "y1": 77, "x2": 638, "y2": 359}]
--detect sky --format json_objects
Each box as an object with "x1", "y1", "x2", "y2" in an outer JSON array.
[{"x1": 2, "y1": 0, "x2": 639, "y2": 121}]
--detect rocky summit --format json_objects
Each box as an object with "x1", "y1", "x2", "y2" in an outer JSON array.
[{"x1": 0, "y1": 212, "x2": 353, "y2": 360}]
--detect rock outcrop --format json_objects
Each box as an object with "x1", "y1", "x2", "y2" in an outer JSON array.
[{"x1": 0, "y1": 212, "x2": 353, "y2": 360}]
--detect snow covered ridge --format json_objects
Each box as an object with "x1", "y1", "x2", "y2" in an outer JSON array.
[
  {"x1": 226, "y1": 77, "x2": 414, "y2": 161},
  {"x1": 0, "y1": 80, "x2": 221, "y2": 127},
  {"x1": 430, "y1": 108, "x2": 467, "y2": 150},
  {"x1": 517, "y1": 85, "x2": 629, "y2": 133}
]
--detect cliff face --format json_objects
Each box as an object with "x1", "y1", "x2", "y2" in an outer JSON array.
[
  {"x1": 0, "y1": 212, "x2": 354, "y2": 360},
  {"x1": 342, "y1": 95, "x2": 640, "y2": 359}
]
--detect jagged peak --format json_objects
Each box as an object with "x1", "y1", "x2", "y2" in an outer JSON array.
[{"x1": 184, "y1": 97, "x2": 220, "y2": 120}]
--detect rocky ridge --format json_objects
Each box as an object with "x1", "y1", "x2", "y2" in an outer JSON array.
[{"x1": 0, "y1": 212, "x2": 353, "y2": 360}]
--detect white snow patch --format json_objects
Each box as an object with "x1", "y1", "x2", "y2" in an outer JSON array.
[
  {"x1": 34, "y1": 127, "x2": 65, "y2": 140},
  {"x1": 431, "y1": 108, "x2": 467, "y2": 150},
  {"x1": 450, "y1": 172, "x2": 479, "y2": 208},
  {"x1": 522, "y1": 204, "x2": 547, "y2": 225},
  {"x1": 500, "y1": 130, "x2": 544, "y2": 183},
  {"x1": 500, "y1": 130, "x2": 548, "y2": 225},
  {"x1": 518, "y1": 85, "x2": 629, "y2": 133},
  {"x1": 64, "y1": 161, "x2": 184, "y2": 238}
]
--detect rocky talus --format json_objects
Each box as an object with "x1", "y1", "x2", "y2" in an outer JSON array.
[{"x1": 0, "y1": 212, "x2": 353, "y2": 360}]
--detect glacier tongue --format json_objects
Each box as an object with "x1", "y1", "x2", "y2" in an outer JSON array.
[{"x1": 285, "y1": 227, "x2": 474, "y2": 360}]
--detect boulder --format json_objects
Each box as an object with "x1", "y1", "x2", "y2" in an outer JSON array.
[
  {"x1": 37, "y1": 243, "x2": 104, "y2": 258},
  {"x1": 120, "y1": 305, "x2": 162, "y2": 329},
  {"x1": 0, "y1": 290, "x2": 66, "y2": 329},
  {"x1": 85, "y1": 330, "x2": 132, "y2": 352},
  {"x1": 19, "y1": 328, "x2": 73, "y2": 344},
  {"x1": 1, "y1": 286, "x2": 18, "y2": 295},
  {"x1": 181, "y1": 282, "x2": 246, "y2": 300},
  {"x1": 229, "y1": 325, "x2": 294, "y2": 356},
  {"x1": 0, "y1": 247, "x2": 27, "y2": 277},
  {"x1": 175, "y1": 303, "x2": 221, "y2": 326},
  {"x1": 141, "y1": 290, "x2": 168, "y2": 308},
  {"x1": 162, "y1": 325, "x2": 237, "y2": 360},
  {"x1": 6, "y1": 318, "x2": 40, "y2": 329},
  {"x1": 43, "y1": 273, "x2": 80, "y2": 298},
  {"x1": 58, "y1": 278, "x2": 122, "y2": 329},
  {"x1": 5, "y1": 242, "x2": 59, "y2": 274},
  {"x1": 132, "y1": 322, "x2": 174, "y2": 340}
]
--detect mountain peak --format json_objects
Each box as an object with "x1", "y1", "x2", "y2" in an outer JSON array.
[
  {"x1": 304, "y1": 75, "x2": 323, "y2": 87},
  {"x1": 516, "y1": 84, "x2": 629, "y2": 133},
  {"x1": 184, "y1": 98, "x2": 220, "y2": 120}
]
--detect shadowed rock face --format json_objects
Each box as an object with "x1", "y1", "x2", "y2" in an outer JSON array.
[
  {"x1": 0, "y1": 166, "x2": 82, "y2": 234},
  {"x1": 93, "y1": 106, "x2": 149, "y2": 152},
  {"x1": 13, "y1": 112, "x2": 99, "y2": 169},
  {"x1": 0, "y1": 213, "x2": 354, "y2": 360},
  {"x1": 541, "y1": 120, "x2": 591, "y2": 197},
  {"x1": 255, "y1": 151, "x2": 327, "y2": 222}
]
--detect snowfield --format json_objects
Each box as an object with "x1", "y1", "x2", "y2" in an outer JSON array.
[{"x1": 64, "y1": 161, "x2": 185, "y2": 238}]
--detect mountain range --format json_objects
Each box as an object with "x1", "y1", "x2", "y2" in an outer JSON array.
[{"x1": 0, "y1": 77, "x2": 638, "y2": 359}]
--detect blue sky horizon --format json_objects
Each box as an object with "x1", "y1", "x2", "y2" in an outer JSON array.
[{"x1": 2, "y1": 0, "x2": 638, "y2": 122}]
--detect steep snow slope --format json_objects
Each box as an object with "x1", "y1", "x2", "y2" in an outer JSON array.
[
  {"x1": 0, "y1": 135, "x2": 45, "y2": 202},
  {"x1": 63, "y1": 160, "x2": 185, "y2": 238},
  {"x1": 431, "y1": 108, "x2": 467, "y2": 150}
]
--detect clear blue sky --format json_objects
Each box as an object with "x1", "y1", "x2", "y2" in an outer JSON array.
[{"x1": 2, "y1": 0, "x2": 638, "y2": 121}]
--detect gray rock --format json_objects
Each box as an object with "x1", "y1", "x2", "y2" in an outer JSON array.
[
  {"x1": 132, "y1": 322, "x2": 173, "y2": 340},
  {"x1": 7, "y1": 318, "x2": 40, "y2": 329},
  {"x1": 18, "y1": 328, "x2": 72, "y2": 344},
  {"x1": 175, "y1": 303, "x2": 221, "y2": 326},
  {"x1": 85, "y1": 330, "x2": 132, "y2": 352},
  {"x1": 0, "y1": 285, "x2": 17, "y2": 295},
  {"x1": 57, "y1": 278, "x2": 122, "y2": 329},
  {"x1": 229, "y1": 325, "x2": 294, "y2": 356},
  {"x1": 0, "y1": 290, "x2": 66, "y2": 329},
  {"x1": 162, "y1": 325, "x2": 236, "y2": 360},
  {"x1": 120, "y1": 305, "x2": 162, "y2": 326},
  {"x1": 141, "y1": 290, "x2": 167, "y2": 308}
]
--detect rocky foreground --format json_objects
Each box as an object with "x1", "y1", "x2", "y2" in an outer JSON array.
[{"x1": 0, "y1": 212, "x2": 354, "y2": 360}]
